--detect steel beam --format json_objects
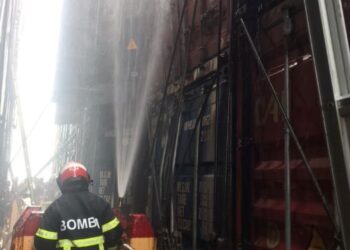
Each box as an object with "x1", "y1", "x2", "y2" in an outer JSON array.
[{"x1": 303, "y1": 0, "x2": 350, "y2": 248}]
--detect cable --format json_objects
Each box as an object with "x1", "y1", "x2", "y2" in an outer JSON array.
[{"x1": 147, "y1": 0, "x2": 189, "y2": 225}]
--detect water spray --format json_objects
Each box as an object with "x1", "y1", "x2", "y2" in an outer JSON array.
[
  {"x1": 113, "y1": 0, "x2": 171, "y2": 199},
  {"x1": 117, "y1": 197, "x2": 124, "y2": 208}
]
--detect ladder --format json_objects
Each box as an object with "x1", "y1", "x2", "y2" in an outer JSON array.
[{"x1": 303, "y1": 0, "x2": 350, "y2": 248}]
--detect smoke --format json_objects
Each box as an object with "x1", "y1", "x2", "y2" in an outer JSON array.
[{"x1": 113, "y1": 0, "x2": 171, "y2": 198}]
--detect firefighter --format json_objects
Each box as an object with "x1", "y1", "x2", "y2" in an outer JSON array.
[{"x1": 34, "y1": 162, "x2": 123, "y2": 250}]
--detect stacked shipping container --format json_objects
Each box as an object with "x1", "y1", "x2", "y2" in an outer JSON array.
[
  {"x1": 52, "y1": 0, "x2": 347, "y2": 249},
  {"x1": 163, "y1": 0, "x2": 338, "y2": 249},
  {"x1": 250, "y1": 3, "x2": 334, "y2": 249}
]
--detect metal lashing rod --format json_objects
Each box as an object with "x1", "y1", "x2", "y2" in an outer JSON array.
[
  {"x1": 14, "y1": 86, "x2": 35, "y2": 203},
  {"x1": 239, "y1": 17, "x2": 338, "y2": 231},
  {"x1": 170, "y1": 113, "x2": 182, "y2": 233},
  {"x1": 192, "y1": 122, "x2": 200, "y2": 250},
  {"x1": 284, "y1": 39, "x2": 292, "y2": 250},
  {"x1": 283, "y1": 8, "x2": 292, "y2": 250}
]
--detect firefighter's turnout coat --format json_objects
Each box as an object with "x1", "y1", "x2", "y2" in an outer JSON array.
[{"x1": 34, "y1": 181, "x2": 122, "y2": 250}]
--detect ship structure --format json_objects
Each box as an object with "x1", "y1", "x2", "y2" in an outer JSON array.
[{"x1": 1, "y1": 0, "x2": 350, "y2": 249}]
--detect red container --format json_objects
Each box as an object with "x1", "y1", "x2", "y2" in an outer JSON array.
[
  {"x1": 10, "y1": 206, "x2": 42, "y2": 250},
  {"x1": 127, "y1": 214, "x2": 155, "y2": 250},
  {"x1": 113, "y1": 211, "x2": 155, "y2": 250},
  {"x1": 249, "y1": 3, "x2": 335, "y2": 249}
]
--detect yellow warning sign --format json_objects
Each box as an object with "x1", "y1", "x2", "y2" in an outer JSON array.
[
  {"x1": 307, "y1": 230, "x2": 326, "y2": 250},
  {"x1": 127, "y1": 38, "x2": 138, "y2": 50}
]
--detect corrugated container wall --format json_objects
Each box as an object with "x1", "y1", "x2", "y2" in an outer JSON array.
[
  {"x1": 153, "y1": 0, "x2": 340, "y2": 249},
  {"x1": 247, "y1": 2, "x2": 334, "y2": 249}
]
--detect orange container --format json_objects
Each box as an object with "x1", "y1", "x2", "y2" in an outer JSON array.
[{"x1": 10, "y1": 206, "x2": 42, "y2": 250}]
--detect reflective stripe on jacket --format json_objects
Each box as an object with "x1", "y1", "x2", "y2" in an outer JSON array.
[{"x1": 34, "y1": 186, "x2": 122, "y2": 250}]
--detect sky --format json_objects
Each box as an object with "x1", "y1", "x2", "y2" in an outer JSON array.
[{"x1": 10, "y1": 0, "x2": 63, "y2": 182}]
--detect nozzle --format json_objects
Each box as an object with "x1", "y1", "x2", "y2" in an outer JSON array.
[
  {"x1": 118, "y1": 197, "x2": 124, "y2": 208},
  {"x1": 122, "y1": 243, "x2": 134, "y2": 250}
]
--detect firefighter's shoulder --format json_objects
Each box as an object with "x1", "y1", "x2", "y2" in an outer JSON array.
[{"x1": 86, "y1": 192, "x2": 111, "y2": 207}]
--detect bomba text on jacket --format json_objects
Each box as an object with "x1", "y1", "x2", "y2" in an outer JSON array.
[{"x1": 60, "y1": 217, "x2": 100, "y2": 231}]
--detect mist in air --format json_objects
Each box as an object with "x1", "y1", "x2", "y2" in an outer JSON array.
[
  {"x1": 113, "y1": 0, "x2": 171, "y2": 198},
  {"x1": 11, "y1": 0, "x2": 62, "y2": 182}
]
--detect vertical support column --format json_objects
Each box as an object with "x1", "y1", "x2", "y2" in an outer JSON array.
[
  {"x1": 303, "y1": 0, "x2": 350, "y2": 248},
  {"x1": 192, "y1": 121, "x2": 200, "y2": 250}
]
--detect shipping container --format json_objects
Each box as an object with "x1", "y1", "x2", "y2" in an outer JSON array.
[
  {"x1": 51, "y1": 0, "x2": 348, "y2": 249},
  {"x1": 249, "y1": 4, "x2": 334, "y2": 248},
  {"x1": 10, "y1": 207, "x2": 42, "y2": 250}
]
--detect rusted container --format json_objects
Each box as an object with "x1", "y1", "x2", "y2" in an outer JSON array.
[
  {"x1": 185, "y1": 0, "x2": 230, "y2": 70},
  {"x1": 10, "y1": 206, "x2": 42, "y2": 250},
  {"x1": 249, "y1": 3, "x2": 335, "y2": 249}
]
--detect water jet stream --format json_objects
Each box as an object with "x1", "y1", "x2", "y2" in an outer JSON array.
[{"x1": 113, "y1": 0, "x2": 171, "y2": 198}]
